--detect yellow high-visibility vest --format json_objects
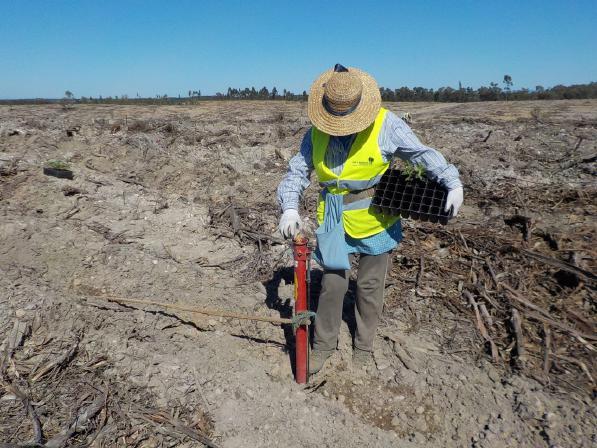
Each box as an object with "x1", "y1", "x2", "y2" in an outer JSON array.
[{"x1": 312, "y1": 108, "x2": 400, "y2": 238}]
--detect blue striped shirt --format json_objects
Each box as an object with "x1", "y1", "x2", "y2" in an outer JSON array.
[{"x1": 277, "y1": 110, "x2": 462, "y2": 255}]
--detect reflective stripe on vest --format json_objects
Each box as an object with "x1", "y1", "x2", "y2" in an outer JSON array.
[{"x1": 312, "y1": 108, "x2": 400, "y2": 239}]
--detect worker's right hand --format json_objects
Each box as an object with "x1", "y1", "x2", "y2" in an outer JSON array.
[{"x1": 278, "y1": 209, "x2": 302, "y2": 239}]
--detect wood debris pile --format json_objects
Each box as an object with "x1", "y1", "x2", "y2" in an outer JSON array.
[
  {"x1": 383, "y1": 176, "x2": 596, "y2": 395},
  {"x1": 1, "y1": 323, "x2": 219, "y2": 447}
]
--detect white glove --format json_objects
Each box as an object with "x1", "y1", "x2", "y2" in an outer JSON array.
[
  {"x1": 278, "y1": 209, "x2": 302, "y2": 239},
  {"x1": 445, "y1": 186, "x2": 463, "y2": 217}
]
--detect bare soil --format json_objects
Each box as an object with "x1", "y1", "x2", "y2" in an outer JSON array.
[{"x1": 0, "y1": 99, "x2": 595, "y2": 447}]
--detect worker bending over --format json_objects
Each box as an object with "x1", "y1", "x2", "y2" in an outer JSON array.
[{"x1": 277, "y1": 64, "x2": 463, "y2": 374}]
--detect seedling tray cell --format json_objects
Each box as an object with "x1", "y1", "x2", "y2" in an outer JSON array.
[{"x1": 372, "y1": 169, "x2": 451, "y2": 225}]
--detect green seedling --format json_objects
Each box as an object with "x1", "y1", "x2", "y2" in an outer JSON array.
[
  {"x1": 403, "y1": 161, "x2": 426, "y2": 181},
  {"x1": 45, "y1": 159, "x2": 71, "y2": 170}
]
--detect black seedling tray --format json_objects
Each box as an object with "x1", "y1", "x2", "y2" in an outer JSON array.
[{"x1": 372, "y1": 169, "x2": 451, "y2": 225}]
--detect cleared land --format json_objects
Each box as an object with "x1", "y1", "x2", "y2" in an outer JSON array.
[{"x1": 0, "y1": 100, "x2": 595, "y2": 447}]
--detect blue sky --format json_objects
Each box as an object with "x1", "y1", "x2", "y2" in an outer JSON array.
[{"x1": 1, "y1": 0, "x2": 596, "y2": 99}]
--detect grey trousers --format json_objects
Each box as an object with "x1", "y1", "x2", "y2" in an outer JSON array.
[{"x1": 313, "y1": 252, "x2": 390, "y2": 352}]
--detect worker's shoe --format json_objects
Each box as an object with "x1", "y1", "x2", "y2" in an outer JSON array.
[
  {"x1": 309, "y1": 349, "x2": 334, "y2": 375},
  {"x1": 352, "y1": 347, "x2": 373, "y2": 372}
]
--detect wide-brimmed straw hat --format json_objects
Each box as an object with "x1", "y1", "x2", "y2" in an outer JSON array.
[{"x1": 308, "y1": 63, "x2": 381, "y2": 136}]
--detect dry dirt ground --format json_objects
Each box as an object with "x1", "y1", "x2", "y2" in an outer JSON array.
[{"x1": 0, "y1": 100, "x2": 595, "y2": 447}]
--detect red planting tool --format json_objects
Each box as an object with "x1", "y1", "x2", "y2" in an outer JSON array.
[{"x1": 292, "y1": 235, "x2": 312, "y2": 384}]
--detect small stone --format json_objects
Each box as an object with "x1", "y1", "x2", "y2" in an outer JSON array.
[
  {"x1": 486, "y1": 423, "x2": 497, "y2": 435},
  {"x1": 544, "y1": 412, "x2": 559, "y2": 429},
  {"x1": 568, "y1": 424, "x2": 581, "y2": 435},
  {"x1": 376, "y1": 360, "x2": 391, "y2": 370},
  {"x1": 254, "y1": 281, "x2": 267, "y2": 295},
  {"x1": 323, "y1": 390, "x2": 329, "y2": 398},
  {"x1": 15, "y1": 309, "x2": 26, "y2": 318},
  {"x1": 488, "y1": 368, "x2": 500, "y2": 383},
  {"x1": 416, "y1": 406, "x2": 425, "y2": 414},
  {"x1": 437, "y1": 247, "x2": 450, "y2": 258},
  {"x1": 413, "y1": 416, "x2": 428, "y2": 432},
  {"x1": 391, "y1": 416, "x2": 400, "y2": 426},
  {"x1": 337, "y1": 395, "x2": 345, "y2": 403},
  {"x1": 412, "y1": 431, "x2": 426, "y2": 443}
]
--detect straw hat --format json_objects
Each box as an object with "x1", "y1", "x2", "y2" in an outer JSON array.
[{"x1": 308, "y1": 63, "x2": 381, "y2": 136}]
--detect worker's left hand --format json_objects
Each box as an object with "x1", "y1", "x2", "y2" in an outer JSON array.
[{"x1": 445, "y1": 186, "x2": 463, "y2": 217}]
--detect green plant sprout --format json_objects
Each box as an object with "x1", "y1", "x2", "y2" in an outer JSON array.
[
  {"x1": 403, "y1": 161, "x2": 426, "y2": 181},
  {"x1": 45, "y1": 159, "x2": 71, "y2": 170}
]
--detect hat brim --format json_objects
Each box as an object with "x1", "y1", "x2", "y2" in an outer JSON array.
[{"x1": 308, "y1": 67, "x2": 381, "y2": 136}]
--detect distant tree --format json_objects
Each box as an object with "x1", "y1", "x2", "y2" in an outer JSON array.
[
  {"x1": 535, "y1": 85, "x2": 548, "y2": 100},
  {"x1": 271, "y1": 87, "x2": 278, "y2": 99},
  {"x1": 478, "y1": 82, "x2": 501, "y2": 101},
  {"x1": 64, "y1": 90, "x2": 74, "y2": 99},
  {"x1": 188, "y1": 90, "x2": 192, "y2": 98},
  {"x1": 503, "y1": 75, "x2": 513, "y2": 99}
]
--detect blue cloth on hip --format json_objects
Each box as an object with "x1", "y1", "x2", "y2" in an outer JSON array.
[{"x1": 313, "y1": 192, "x2": 351, "y2": 270}]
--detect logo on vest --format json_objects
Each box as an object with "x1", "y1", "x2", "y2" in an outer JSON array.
[{"x1": 352, "y1": 157, "x2": 375, "y2": 167}]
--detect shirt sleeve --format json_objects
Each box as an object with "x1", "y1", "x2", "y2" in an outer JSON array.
[
  {"x1": 277, "y1": 128, "x2": 314, "y2": 211},
  {"x1": 379, "y1": 111, "x2": 462, "y2": 190}
]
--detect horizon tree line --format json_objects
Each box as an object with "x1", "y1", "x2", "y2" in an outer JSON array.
[{"x1": 59, "y1": 77, "x2": 597, "y2": 104}]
